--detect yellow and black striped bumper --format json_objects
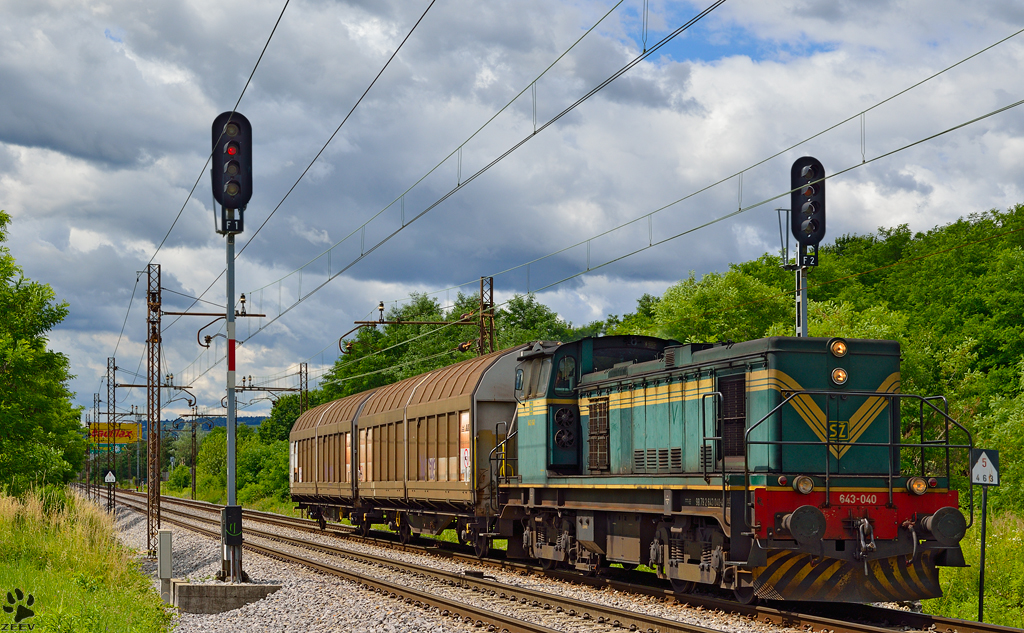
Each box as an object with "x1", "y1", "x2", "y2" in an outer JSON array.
[{"x1": 751, "y1": 549, "x2": 942, "y2": 602}]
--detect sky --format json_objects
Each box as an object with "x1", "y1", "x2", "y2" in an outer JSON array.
[{"x1": 2, "y1": 0, "x2": 1023, "y2": 420}]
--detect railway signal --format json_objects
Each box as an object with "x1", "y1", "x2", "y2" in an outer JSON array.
[
  {"x1": 790, "y1": 156, "x2": 826, "y2": 246},
  {"x1": 211, "y1": 111, "x2": 252, "y2": 233},
  {"x1": 210, "y1": 111, "x2": 252, "y2": 582}
]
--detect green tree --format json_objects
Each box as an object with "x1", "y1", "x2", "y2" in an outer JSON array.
[
  {"x1": 764, "y1": 300, "x2": 908, "y2": 341},
  {"x1": 196, "y1": 427, "x2": 227, "y2": 485},
  {"x1": 654, "y1": 270, "x2": 790, "y2": 343},
  {"x1": 0, "y1": 210, "x2": 84, "y2": 492},
  {"x1": 606, "y1": 293, "x2": 660, "y2": 336},
  {"x1": 495, "y1": 293, "x2": 574, "y2": 347}
]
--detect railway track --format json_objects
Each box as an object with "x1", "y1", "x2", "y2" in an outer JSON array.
[{"x1": 106, "y1": 488, "x2": 1013, "y2": 633}]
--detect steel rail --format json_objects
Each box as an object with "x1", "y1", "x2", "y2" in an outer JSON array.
[
  {"x1": 114, "y1": 495, "x2": 557, "y2": 633},
  {"x1": 108, "y1": 488, "x2": 1015, "y2": 633}
]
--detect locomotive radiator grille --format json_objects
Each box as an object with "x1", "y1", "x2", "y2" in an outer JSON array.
[
  {"x1": 719, "y1": 375, "x2": 746, "y2": 457},
  {"x1": 588, "y1": 398, "x2": 610, "y2": 473}
]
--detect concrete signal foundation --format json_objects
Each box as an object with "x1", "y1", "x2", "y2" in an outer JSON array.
[{"x1": 168, "y1": 579, "x2": 282, "y2": 614}]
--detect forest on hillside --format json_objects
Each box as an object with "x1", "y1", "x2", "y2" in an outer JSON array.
[{"x1": 231, "y1": 205, "x2": 1024, "y2": 513}]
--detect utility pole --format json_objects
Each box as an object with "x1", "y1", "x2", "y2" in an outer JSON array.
[
  {"x1": 106, "y1": 358, "x2": 116, "y2": 513},
  {"x1": 93, "y1": 393, "x2": 101, "y2": 502},
  {"x1": 146, "y1": 263, "x2": 162, "y2": 556},
  {"x1": 299, "y1": 362, "x2": 309, "y2": 413},
  {"x1": 85, "y1": 411, "x2": 92, "y2": 502},
  {"x1": 795, "y1": 261, "x2": 808, "y2": 337},
  {"x1": 343, "y1": 277, "x2": 496, "y2": 357},
  {"x1": 479, "y1": 277, "x2": 495, "y2": 355}
]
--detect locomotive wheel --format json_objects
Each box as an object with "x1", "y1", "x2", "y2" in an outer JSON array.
[
  {"x1": 733, "y1": 586, "x2": 759, "y2": 605},
  {"x1": 670, "y1": 579, "x2": 695, "y2": 594},
  {"x1": 474, "y1": 535, "x2": 490, "y2": 558}
]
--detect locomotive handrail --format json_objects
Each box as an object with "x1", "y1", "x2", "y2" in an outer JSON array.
[
  {"x1": 742, "y1": 389, "x2": 974, "y2": 533},
  {"x1": 919, "y1": 396, "x2": 950, "y2": 478},
  {"x1": 700, "y1": 391, "x2": 729, "y2": 526},
  {"x1": 488, "y1": 411, "x2": 520, "y2": 511}
]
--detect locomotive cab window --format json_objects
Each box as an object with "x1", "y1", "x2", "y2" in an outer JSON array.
[
  {"x1": 554, "y1": 356, "x2": 576, "y2": 394},
  {"x1": 521, "y1": 358, "x2": 551, "y2": 399}
]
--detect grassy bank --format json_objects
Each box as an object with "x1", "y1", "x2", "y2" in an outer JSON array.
[
  {"x1": 924, "y1": 512, "x2": 1024, "y2": 627},
  {"x1": 0, "y1": 487, "x2": 172, "y2": 632},
  {"x1": 160, "y1": 479, "x2": 302, "y2": 518}
]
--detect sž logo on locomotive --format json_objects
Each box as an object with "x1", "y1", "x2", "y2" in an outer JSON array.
[{"x1": 827, "y1": 421, "x2": 849, "y2": 443}]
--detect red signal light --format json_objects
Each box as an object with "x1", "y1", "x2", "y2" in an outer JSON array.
[{"x1": 227, "y1": 145, "x2": 238, "y2": 156}]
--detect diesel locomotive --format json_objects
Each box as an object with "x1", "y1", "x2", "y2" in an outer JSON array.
[{"x1": 290, "y1": 335, "x2": 971, "y2": 603}]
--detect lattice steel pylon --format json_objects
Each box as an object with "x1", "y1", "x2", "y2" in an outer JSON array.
[
  {"x1": 299, "y1": 362, "x2": 309, "y2": 413},
  {"x1": 146, "y1": 263, "x2": 162, "y2": 555},
  {"x1": 478, "y1": 276, "x2": 495, "y2": 355},
  {"x1": 106, "y1": 357, "x2": 116, "y2": 513}
]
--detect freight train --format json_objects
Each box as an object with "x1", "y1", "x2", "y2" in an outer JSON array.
[{"x1": 290, "y1": 335, "x2": 971, "y2": 603}]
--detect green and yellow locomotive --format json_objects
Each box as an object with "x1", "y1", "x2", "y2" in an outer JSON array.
[
  {"x1": 499, "y1": 335, "x2": 970, "y2": 603},
  {"x1": 291, "y1": 334, "x2": 971, "y2": 604}
]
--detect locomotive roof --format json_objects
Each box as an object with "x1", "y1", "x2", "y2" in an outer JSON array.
[{"x1": 579, "y1": 336, "x2": 900, "y2": 386}]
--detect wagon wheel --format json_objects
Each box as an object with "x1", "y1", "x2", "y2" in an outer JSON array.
[
  {"x1": 733, "y1": 586, "x2": 759, "y2": 605},
  {"x1": 318, "y1": 515, "x2": 327, "y2": 531},
  {"x1": 474, "y1": 534, "x2": 490, "y2": 559},
  {"x1": 670, "y1": 579, "x2": 695, "y2": 594},
  {"x1": 398, "y1": 519, "x2": 413, "y2": 545},
  {"x1": 359, "y1": 517, "x2": 371, "y2": 537},
  {"x1": 539, "y1": 557, "x2": 559, "y2": 571},
  {"x1": 456, "y1": 519, "x2": 470, "y2": 546}
]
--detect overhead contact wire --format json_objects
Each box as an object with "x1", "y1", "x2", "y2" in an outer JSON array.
[{"x1": 233, "y1": 1, "x2": 726, "y2": 342}]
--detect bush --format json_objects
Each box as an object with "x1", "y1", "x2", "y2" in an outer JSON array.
[
  {"x1": 924, "y1": 512, "x2": 1024, "y2": 627},
  {"x1": 168, "y1": 464, "x2": 190, "y2": 490}
]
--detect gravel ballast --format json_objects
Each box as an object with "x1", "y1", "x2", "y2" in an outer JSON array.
[{"x1": 107, "y1": 494, "x2": 811, "y2": 633}]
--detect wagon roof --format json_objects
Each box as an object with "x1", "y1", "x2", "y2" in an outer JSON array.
[
  {"x1": 359, "y1": 346, "x2": 523, "y2": 417},
  {"x1": 291, "y1": 390, "x2": 373, "y2": 433}
]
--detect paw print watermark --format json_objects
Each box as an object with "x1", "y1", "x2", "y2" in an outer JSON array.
[{"x1": 3, "y1": 589, "x2": 34, "y2": 623}]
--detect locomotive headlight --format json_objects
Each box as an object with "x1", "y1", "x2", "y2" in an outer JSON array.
[
  {"x1": 829, "y1": 338, "x2": 848, "y2": 357},
  {"x1": 907, "y1": 476, "x2": 928, "y2": 495},
  {"x1": 793, "y1": 475, "x2": 815, "y2": 495},
  {"x1": 831, "y1": 368, "x2": 848, "y2": 385}
]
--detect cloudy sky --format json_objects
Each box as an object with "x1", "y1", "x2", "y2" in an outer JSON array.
[{"x1": 2, "y1": 0, "x2": 1023, "y2": 419}]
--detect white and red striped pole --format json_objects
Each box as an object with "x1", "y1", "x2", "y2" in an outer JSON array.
[{"x1": 223, "y1": 222, "x2": 243, "y2": 582}]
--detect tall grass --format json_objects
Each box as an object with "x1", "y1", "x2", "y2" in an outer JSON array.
[
  {"x1": 160, "y1": 478, "x2": 303, "y2": 518},
  {"x1": 0, "y1": 486, "x2": 172, "y2": 632},
  {"x1": 924, "y1": 512, "x2": 1024, "y2": 627}
]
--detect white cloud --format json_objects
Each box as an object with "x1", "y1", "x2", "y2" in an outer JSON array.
[{"x1": 3, "y1": 0, "x2": 1024, "y2": 414}]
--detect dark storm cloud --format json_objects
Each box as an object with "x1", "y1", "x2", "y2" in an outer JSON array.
[
  {"x1": 3, "y1": 0, "x2": 1023, "y2": 413},
  {"x1": 876, "y1": 168, "x2": 934, "y2": 196}
]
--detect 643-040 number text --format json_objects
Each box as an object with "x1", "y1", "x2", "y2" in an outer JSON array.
[{"x1": 837, "y1": 493, "x2": 878, "y2": 505}]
